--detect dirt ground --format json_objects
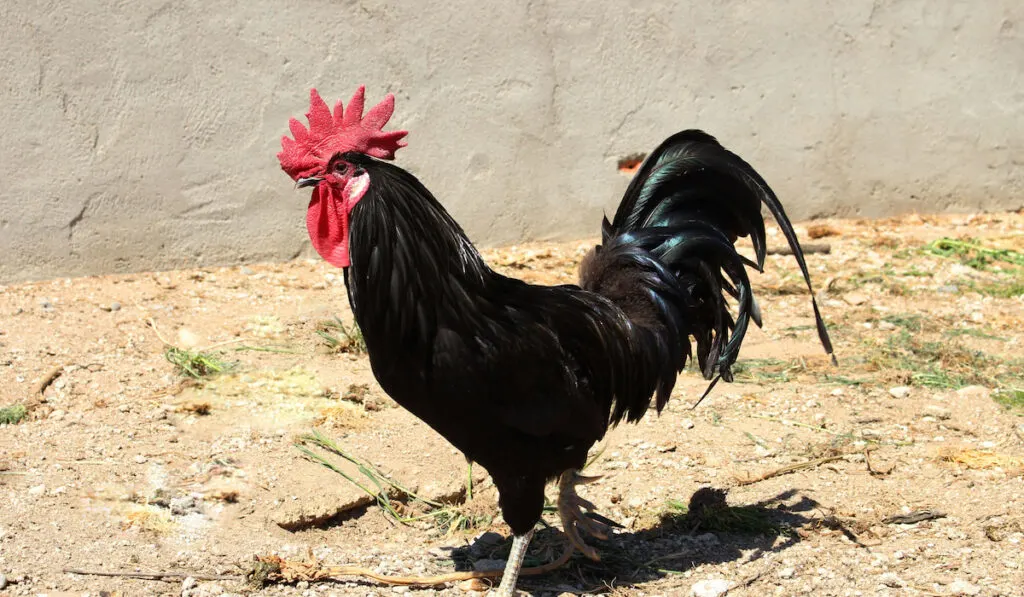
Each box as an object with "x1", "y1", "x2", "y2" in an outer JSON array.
[{"x1": 1, "y1": 212, "x2": 1023, "y2": 597}]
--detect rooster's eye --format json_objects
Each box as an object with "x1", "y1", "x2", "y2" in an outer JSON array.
[{"x1": 335, "y1": 163, "x2": 349, "y2": 175}]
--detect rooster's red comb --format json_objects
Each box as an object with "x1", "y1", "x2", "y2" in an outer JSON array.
[{"x1": 278, "y1": 86, "x2": 408, "y2": 180}]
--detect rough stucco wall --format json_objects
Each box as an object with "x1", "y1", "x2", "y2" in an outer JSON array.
[{"x1": 0, "y1": 0, "x2": 1021, "y2": 283}]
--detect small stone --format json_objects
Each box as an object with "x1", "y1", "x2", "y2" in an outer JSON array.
[
  {"x1": 0, "y1": 573, "x2": 7, "y2": 590},
  {"x1": 956, "y1": 386, "x2": 990, "y2": 401},
  {"x1": 182, "y1": 576, "x2": 197, "y2": 592},
  {"x1": 778, "y1": 567, "x2": 796, "y2": 579},
  {"x1": 118, "y1": 403, "x2": 131, "y2": 413},
  {"x1": 1003, "y1": 559, "x2": 1019, "y2": 569},
  {"x1": 391, "y1": 586, "x2": 409, "y2": 594},
  {"x1": 473, "y1": 558, "x2": 506, "y2": 572},
  {"x1": 49, "y1": 409, "x2": 66, "y2": 421},
  {"x1": 39, "y1": 298, "x2": 54, "y2": 310},
  {"x1": 843, "y1": 292, "x2": 868, "y2": 306},
  {"x1": 28, "y1": 484, "x2": 46, "y2": 497},
  {"x1": 879, "y1": 572, "x2": 904, "y2": 587},
  {"x1": 681, "y1": 419, "x2": 695, "y2": 429},
  {"x1": 240, "y1": 266, "x2": 256, "y2": 275},
  {"x1": 170, "y1": 495, "x2": 201, "y2": 515},
  {"x1": 134, "y1": 455, "x2": 148, "y2": 464},
  {"x1": 295, "y1": 580, "x2": 309, "y2": 590},
  {"x1": 936, "y1": 284, "x2": 959, "y2": 293},
  {"x1": 948, "y1": 579, "x2": 981, "y2": 595},
  {"x1": 109, "y1": 301, "x2": 122, "y2": 311},
  {"x1": 691, "y1": 578, "x2": 733, "y2": 597},
  {"x1": 889, "y1": 386, "x2": 910, "y2": 399}
]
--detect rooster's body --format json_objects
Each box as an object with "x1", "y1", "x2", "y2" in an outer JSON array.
[{"x1": 279, "y1": 88, "x2": 832, "y2": 596}]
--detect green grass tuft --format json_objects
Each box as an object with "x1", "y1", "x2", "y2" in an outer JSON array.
[
  {"x1": 316, "y1": 317, "x2": 367, "y2": 354},
  {"x1": 296, "y1": 431, "x2": 492, "y2": 535},
  {"x1": 924, "y1": 237, "x2": 1024, "y2": 270},
  {"x1": 164, "y1": 346, "x2": 234, "y2": 379},
  {"x1": 993, "y1": 389, "x2": 1024, "y2": 415},
  {"x1": 0, "y1": 403, "x2": 28, "y2": 425}
]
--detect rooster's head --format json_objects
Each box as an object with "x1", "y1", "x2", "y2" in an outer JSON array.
[{"x1": 278, "y1": 86, "x2": 408, "y2": 268}]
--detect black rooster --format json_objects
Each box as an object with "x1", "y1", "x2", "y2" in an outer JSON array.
[{"x1": 279, "y1": 87, "x2": 833, "y2": 596}]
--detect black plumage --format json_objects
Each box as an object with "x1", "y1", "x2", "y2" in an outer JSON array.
[{"x1": 338, "y1": 129, "x2": 832, "y2": 544}]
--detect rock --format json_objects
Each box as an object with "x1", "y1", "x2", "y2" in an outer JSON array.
[
  {"x1": 0, "y1": 573, "x2": 6, "y2": 590},
  {"x1": 240, "y1": 266, "x2": 256, "y2": 275},
  {"x1": 270, "y1": 491, "x2": 375, "y2": 531},
  {"x1": 948, "y1": 579, "x2": 981, "y2": 595},
  {"x1": 843, "y1": 292, "x2": 868, "y2": 306},
  {"x1": 691, "y1": 578, "x2": 733, "y2": 597},
  {"x1": 28, "y1": 484, "x2": 46, "y2": 497},
  {"x1": 681, "y1": 419, "x2": 695, "y2": 429},
  {"x1": 936, "y1": 285, "x2": 959, "y2": 293},
  {"x1": 109, "y1": 301, "x2": 122, "y2": 311},
  {"x1": 778, "y1": 567, "x2": 796, "y2": 579},
  {"x1": 472, "y1": 558, "x2": 506, "y2": 572},
  {"x1": 49, "y1": 409, "x2": 65, "y2": 420},
  {"x1": 177, "y1": 328, "x2": 202, "y2": 348},
  {"x1": 956, "y1": 386, "x2": 990, "y2": 401},
  {"x1": 879, "y1": 572, "x2": 904, "y2": 587},
  {"x1": 889, "y1": 386, "x2": 911, "y2": 399},
  {"x1": 134, "y1": 454, "x2": 148, "y2": 464},
  {"x1": 170, "y1": 495, "x2": 202, "y2": 516}
]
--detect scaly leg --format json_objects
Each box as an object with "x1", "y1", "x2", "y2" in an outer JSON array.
[
  {"x1": 490, "y1": 528, "x2": 535, "y2": 597},
  {"x1": 557, "y1": 469, "x2": 610, "y2": 561}
]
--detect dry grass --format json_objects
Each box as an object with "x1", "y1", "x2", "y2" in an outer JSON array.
[{"x1": 937, "y1": 447, "x2": 1024, "y2": 474}]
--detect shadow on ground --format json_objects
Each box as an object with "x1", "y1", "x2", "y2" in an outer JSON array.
[{"x1": 448, "y1": 487, "x2": 821, "y2": 594}]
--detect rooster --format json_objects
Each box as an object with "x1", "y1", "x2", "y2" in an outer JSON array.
[{"x1": 279, "y1": 87, "x2": 833, "y2": 596}]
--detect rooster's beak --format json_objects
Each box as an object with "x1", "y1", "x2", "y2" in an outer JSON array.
[{"x1": 296, "y1": 176, "x2": 323, "y2": 188}]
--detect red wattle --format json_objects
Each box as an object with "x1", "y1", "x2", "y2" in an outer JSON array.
[{"x1": 306, "y1": 185, "x2": 350, "y2": 268}]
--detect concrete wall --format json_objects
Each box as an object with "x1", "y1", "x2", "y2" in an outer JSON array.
[{"x1": 1, "y1": 0, "x2": 1021, "y2": 283}]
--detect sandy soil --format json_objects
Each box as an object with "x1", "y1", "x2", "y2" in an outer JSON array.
[{"x1": 1, "y1": 212, "x2": 1022, "y2": 597}]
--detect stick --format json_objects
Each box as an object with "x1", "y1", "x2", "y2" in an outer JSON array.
[
  {"x1": 63, "y1": 569, "x2": 239, "y2": 582},
  {"x1": 734, "y1": 454, "x2": 849, "y2": 486},
  {"x1": 260, "y1": 537, "x2": 574, "y2": 588},
  {"x1": 36, "y1": 365, "x2": 66, "y2": 396},
  {"x1": 767, "y1": 243, "x2": 831, "y2": 256}
]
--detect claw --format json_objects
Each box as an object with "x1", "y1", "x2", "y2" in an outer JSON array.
[{"x1": 557, "y1": 469, "x2": 608, "y2": 561}]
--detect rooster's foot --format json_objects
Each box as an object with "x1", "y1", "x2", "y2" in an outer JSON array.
[{"x1": 557, "y1": 469, "x2": 609, "y2": 561}]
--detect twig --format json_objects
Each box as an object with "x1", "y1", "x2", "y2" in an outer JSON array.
[
  {"x1": 734, "y1": 454, "x2": 849, "y2": 486},
  {"x1": 257, "y1": 536, "x2": 574, "y2": 588},
  {"x1": 63, "y1": 569, "x2": 240, "y2": 582},
  {"x1": 145, "y1": 317, "x2": 175, "y2": 347},
  {"x1": 882, "y1": 510, "x2": 946, "y2": 525},
  {"x1": 767, "y1": 243, "x2": 831, "y2": 256},
  {"x1": 725, "y1": 570, "x2": 764, "y2": 594},
  {"x1": 36, "y1": 365, "x2": 67, "y2": 396},
  {"x1": 749, "y1": 414, "x2": 849, "y2": 437}
]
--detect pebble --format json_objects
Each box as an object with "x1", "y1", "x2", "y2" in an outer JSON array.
[
  {"x1": 936, "y1": 284, "x2": 959, "y2": 293},
  {"x1": 28, "y1": 484, "x2": 46, "y2": 497},
  {"x1": 109, "y1": 301, "x2": 121, "y2": 311},
  {"x1": 778, "y1": 567, "x2": 796, "y2": 579},
  {"x1": 879, "y1": 572, "x2": 904, "y2": 587},
  {"x1": 134, "y1": 455, "x2": 148, "y2": 464},
  {"x1": 889, "y1": 386, "x2": 910, "y2": 399},
  {"x1": 0, "y1": 573, "x2": 6, "y2": 590},
  {"x1": 843, "y1": 292, "x2": 868, "y2": 306},
  {"x1": 948, "y1": 579, "x2": 981, "y2": 595},
  {"x1": 182, "y1": 576, "x2": 197, "y2": 593},
  {"x1": 49, "y1": 409, "x2": 65, "y2": 421},
  {"x1": 170, "y1": 495, "x2": 202, "y2": 515},
  {"x1": 240, "y1": 266, "x2": 256, "y2": 275},
  {"x1": 691, "y1": 578, "x2": 733, "y2": 597},
  {"x1": 39, "y1": 298, "x2": 54, "y2": 310},
  {"x1": 681, "y1": 419, "x2": 695, "y2": 430}
]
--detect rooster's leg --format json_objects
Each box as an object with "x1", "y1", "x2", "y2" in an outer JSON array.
[
  {"x1": 491, "y1": 528, "x2": 535, "y2": 597},
  {"x1": 557, "y1": 469, "x2": 609, "y2": 561}
]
